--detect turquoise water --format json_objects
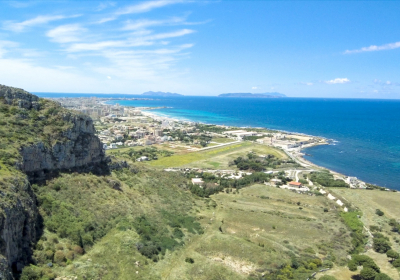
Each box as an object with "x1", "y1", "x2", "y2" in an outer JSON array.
[{"x1": 35, "y1": 93, "x2": 400, "y2": 190}]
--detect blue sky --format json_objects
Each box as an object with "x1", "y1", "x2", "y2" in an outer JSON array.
[{"x1": 0, "y1": 0, "x2": 400, "y2": 98}]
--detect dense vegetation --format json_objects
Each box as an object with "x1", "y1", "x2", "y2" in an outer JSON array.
[
  {"x1": 310, "y1": 171, "x2": 349, "y2": 188},
  {"x1": 0, "y1": 97, "x2": 75, "y2": 175},
  {"x1": 113, "y1": 146, "x2": 173, "y2": 161},
  {"x1": 187, "y1": 171, "x2": 271, "y2": 197},
  {"x1": 232, "y1": 152, "x2": 298, "y2": 171},
  {"x1": 340, "y1": 211, "x2": 367, "y2": 254}
]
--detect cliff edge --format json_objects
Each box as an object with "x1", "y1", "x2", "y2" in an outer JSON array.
[{"x1": 0, "y1": 84, "x2": 107, "y2": 278}]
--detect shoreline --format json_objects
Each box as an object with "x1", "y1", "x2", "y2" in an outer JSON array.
[
  {"x1": 138, "y1": 107, "x2": 398, "y2": 192},
  {"x1": 87, "y1": 98, "x2": 396, "y2": 191}
]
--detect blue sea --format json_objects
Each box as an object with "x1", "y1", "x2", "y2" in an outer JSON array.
[{"x1": 35, "y1": 92, "x2": 400, "y2": 190}]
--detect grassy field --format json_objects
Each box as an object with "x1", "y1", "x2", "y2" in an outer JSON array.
[
  {"x1": 150, "y1": 184, "x2": 352, "y2": 279},
  {"x1": 330, "y1": 188, "x2": 400, "y2": 279},
  {"x1": 212, "y1": 137, "x2": 236, "y2": 144},
  {"x1": 147, "y1": 142, "x2": 287, "y2": 169}
]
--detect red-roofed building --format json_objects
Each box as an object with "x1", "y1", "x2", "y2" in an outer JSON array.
[{"x1": 289, "y1": 181, "x2": 302, "y2": 187}]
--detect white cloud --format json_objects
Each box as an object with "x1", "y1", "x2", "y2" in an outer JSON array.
[
  {"x1": 107, "y1": 76, "x2": 112, "y2": 79},
  {"x1": 344, "y1": 41, "x2": 400, "y2": 54},
  {"x1": 66, "y1": 29, "x2": 194, "y2": 52},
  {"x1": 300, "y1": 82, "x2": 313, "y2": 86},
  {"x1": 47, "y1": 24, "x2": 87, "y2": 43},
  {"x1": 0, "y1": 40, "x2": 18, "y2": 58},
  {"x1": 116, "y1": 0, "x2": 184, "y2": 15},
  {"x1": 98, "y1": 0, "x2": 185, "y2": 23},
  {"x1": 251, "y1": 86, "x2": 258, "y2": 89},
  {"x1": 325, "y1": 78, "x2": 350, "y2": 84},
  {"x1": 3, "y1": 14, "x2": 81, "y2": 32},
  {"x1": 123, "y1": 17, "x2": 185, "y2": 31},
  {"x1": 96, "y1": 2, "x2": 116, "y2": 12}
]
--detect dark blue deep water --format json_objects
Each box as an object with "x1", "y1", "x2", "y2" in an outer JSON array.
[{"x1": 35, "y1": 93, "x2": 400, "y2": 190}]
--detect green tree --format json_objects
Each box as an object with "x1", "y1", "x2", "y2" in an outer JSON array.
[
  {"x1": 319, "y1": 276, "x2": 337, "y2": 280},
  {"x1": 386, "y1": 249, "x2": 399, "y2": 261},
  {"x1": 374, "y1": 273, "x2": 393, "y2": 280},
  {"x1": 360, "y1": 267, "x2": 378, "y2": 280},
  {"x1": 373, "y1": 238, "x2": 392, "y2": 253},
  {"x1": 375, "y1": 209, "x2": 384, "y2": 216},
  {"x1": 392, "y1": 259, "x2": 400, "y2": 267}
]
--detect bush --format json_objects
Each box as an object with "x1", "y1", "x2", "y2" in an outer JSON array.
[
  {"x1": 73, "y1": 245, "x2": 84, "y2": 255},
  {"x1": 386, "y1": 249, "x2": 399, "y2": 260},
  {"x1": 360, "y1": 267, "x2": 378, "y2": 280},
  {"x1": 373, "y1": 237, "x2": 391, "y2": 253},
  {"x1": 319, "y1": 276, "x2": 337, "y2": 280},
  {"x1": 54, "y1": 250, "x2": 65, "y2": 264},
  {"x1": 374, "y1": 273, "x2": 393, "y2": 280},
  {"x1": 375, "y1": 209, "x2": 384, "y2": 216},
  {"x1": 392, "y1": 259, "x2": 400, "y2": 267},
  {"x1": 348, "y1": 260, "x2": 358, "y2": 271},
  {"x1": 20, "y1": 265, "x2": 41, "y2": 280},
  {"x1": 185, "y1": 257, "x2": 195, "y2": 264},
  {"x1": 65, "y1": 251, "x2": 75, "y2": 260}
]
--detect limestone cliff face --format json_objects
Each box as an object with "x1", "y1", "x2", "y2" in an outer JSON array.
[
  {"x1": 0, "y1": 85, "x2": 107, "y2": 278},
  {"x1": 0, "y1": 84, "x2": 40, "y2": 110},
  {"x1": 0, "y1": 178, "x2": 38, "y2": 279},
  {"x1": 20, "y1": 113, "x2": 106, "y2": 181}
]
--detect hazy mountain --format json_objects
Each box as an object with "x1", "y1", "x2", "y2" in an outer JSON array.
[
  {"x1": 142, "y1": 91, "x2": 183, "y2": 97},
  {"x1": 218, "y1": 92, "x2": 286, "y2": 98}
]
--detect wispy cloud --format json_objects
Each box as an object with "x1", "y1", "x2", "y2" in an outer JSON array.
[
  {"x1": 98, "y1": 0, "x2": 185, "y2": 23},
  {"x1": 3, "y1": 14, "x2": 80, "y2": 32},
  {"x1": 300, "y1": 82, "x2": 313, "y2": 86},
  {"x1": 344, "y1": 41, "x2": 400, "y2": 54},
  {"x1": 0, "y1": 40, "x2": 19, "y2": 58},
  {"x1": 66, "y1": 29, "x2": 195, "y2": 52},
  {"x1": 95, "y1": 2, "x2": 116, "y2": 12},
  {"x1": 47, "y1": 24, "x2": 87, "y2": 43},
  {"x1": 325, "y1": 78, "x2": 350, "y2": 84},
  {"x1": 123, "y1": 17, "x2": 185, "y2": 30}
]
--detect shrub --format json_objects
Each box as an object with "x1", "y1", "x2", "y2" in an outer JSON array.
[
  {"x1": 319, "y1": 276, "x2": 337, "y2": 280},
  {"x1": 373, "y1": 237, "x2": 391, "y2": 253},
  {"x1": 360, "y1": 267, "x2": 378, "y2": 280},
  {"x1": 54, "y1": 250, "x2": 65, "y2": 264},
  {"x1": 386, "y1": 249, "x2": 399, "y2": 261},
  {"x1": 392, "y1": 259, "x2": 400, "y2": 267},
  {"x1": 375, "y1": 209, "x2": 384, "y2": 216},
  {"x1": 348, "y1": 260, "x2": 358, "y2": 271},
  {"x1": 45, "y1": 250, "x2": 54, "y2": 260},
  {"x1": 73, "y1": 245, "x2": 84, "y2": 255},
  {"x1": 20, "y1": 265, "x2": 41, "y2": 280},
  {"x1": 65, "y1": 251, "x2": 75, "y2": 260},
  {"x1": 374, "y1": 273, "x2": 393, "y2": 280},
  {"x1": 185, "y1": 257, "x2": 195, "y2": 264}
]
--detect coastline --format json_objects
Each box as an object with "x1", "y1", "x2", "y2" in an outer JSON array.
[{"x1": 137, "y1": 107, "x2": 398, "y2": 192}]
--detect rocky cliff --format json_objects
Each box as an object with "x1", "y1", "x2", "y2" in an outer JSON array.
[
  {"x1": 20, "y1": 113, "x2": 106, "y2": 181},
  {"x1": 0, "y1": 177, "x2": 38, "y2": 279},
  {"x1": 0, "y1": 85, "x2": 107, "y2": 278},
  {"x1": 0, "y1": 84, "x2": 40, "y2": 110}
]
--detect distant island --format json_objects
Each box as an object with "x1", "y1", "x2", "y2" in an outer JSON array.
[
  {"x1": 142, "y1": 91, "x2": 183, "y2": 97},
  {"x1": 218, "y1": 92, "x2": 286, "y2": 98}
]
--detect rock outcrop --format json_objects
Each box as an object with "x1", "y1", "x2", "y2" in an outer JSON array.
[
  {"x1": 0, "y1": 177, "x2": 38, "y2": 278},
  {"x1": 19, "y1": 113, "x2": 106, "y2": 181},
  {"x1": 0, "y1": 85, "x2": 108, "y2": 278},
  {"x1": 0, "y1": 84, "x2": 40, "y2": 110}
]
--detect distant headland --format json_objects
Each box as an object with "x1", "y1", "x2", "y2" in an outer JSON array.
[
  {"x1": 218, "y1": 92, "x2": 286, "y2": 98},
  {"x1": 142, "y1": 91, "x2": 183, "y2": 97}
]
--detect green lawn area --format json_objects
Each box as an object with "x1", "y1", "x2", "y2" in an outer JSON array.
[
  {"x1": 147, "y1": 142, "x2": 287, "y2": 169},
  {"x1": 211, "y1": 137, "x2": 236, "y2": 144}
]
